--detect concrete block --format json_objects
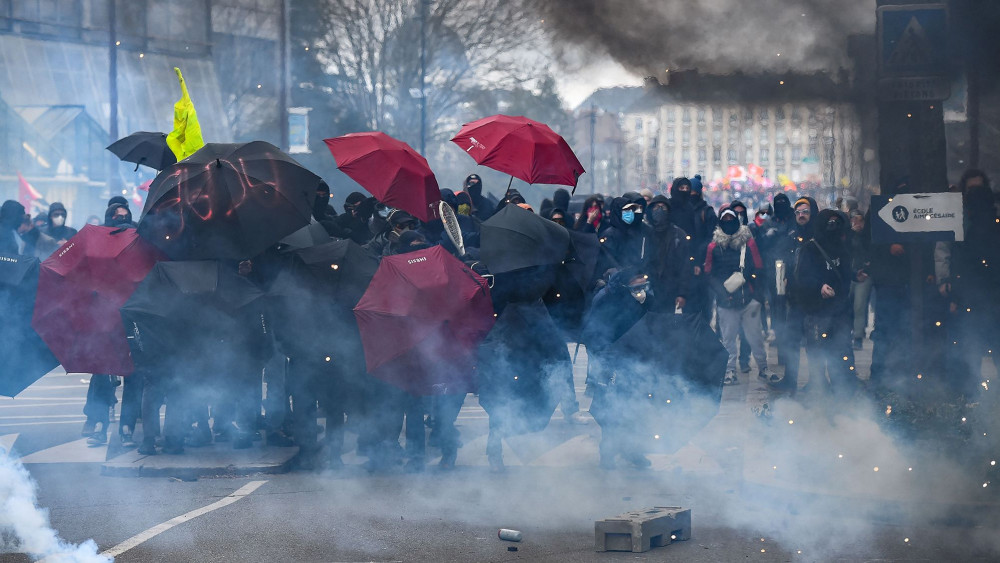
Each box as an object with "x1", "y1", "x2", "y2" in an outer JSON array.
[{"x1": 595, "y1": 506, "x2": 691, "y2": 553}]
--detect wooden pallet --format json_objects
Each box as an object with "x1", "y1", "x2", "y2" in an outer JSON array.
[{"x1": 595, "y1": 506, "x2": 691, "y2": 553}]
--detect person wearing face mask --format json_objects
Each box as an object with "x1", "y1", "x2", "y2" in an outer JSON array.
[
  {"x1": 104, "y1": 202, "x2": 137, "y2": 228},
  {"x1": 789, "y1": 209, "x2": 855, "y2": 398},
  {"x1": 760, "y1": 193, "x2": 805, "y2": 390},
  {"x1": 573, "y1": 194, "x2": 609, "y2": 234},
  {"x1": 46, "y1": 202, "x2": 77, "y2": 244},
  {"x1": 754, "y1": 203, "x2": 772, "y2": 227},
  {"x1": 646, "y1": 196, "x2": 692, "y2": 314},
  {"x1": 671, "y1": 175, "x2": 718, "y2": 326},
  {"x1": 363, "y1": 209, "x2": 419, "y2": 258},
  {"x1": 705, "y1": 207, "x2": 773, "y2": 385},
  {"x1": 595, "y1": 193, "x2": 652, "y2": 288},
  {"x1": 464, "y1": 174, "x2": 495, "y2": 221},
  {"x1": 331, "y1": 191, "x2": 375, "y2": 245}
]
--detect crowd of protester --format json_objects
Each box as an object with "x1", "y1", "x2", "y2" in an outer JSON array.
[{"x1": 1, "y1": 166, "x2": 995, "y2": 472}]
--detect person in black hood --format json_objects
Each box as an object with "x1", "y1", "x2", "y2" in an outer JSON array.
[
  {"x1": 573, "y1": 194, "x2": 609, "y2": 234},
  {"x1": 760, "y1": 192, "x2": 803, "y2": 389},
  {"x1": 646, "y1": 195, "x2": 692, "y2": 313},
  {"x1": 312, "y1": 181, "x2": 334, "y2": 221},
  {"x1": 108, "y1": 195, "x2": 129, "y2": 208},
  {"x1": 670, "y1": 175, "x2": 717, "y2": 325},
  {"x1": 104, "y1": 202, "x2": 136, "y2": 228},
  {"x1": 0, "y1": 200, "x2": 26, "y2": 255},
  {"x1": 330, "y1": 191, "x2": 374, "y2": 244},
  {"x1": 46, "y1": 202, "x2": 77, "y2": 244},
  {"x1": 595, "y1": 192, "x2": 652, "y2": 286},
  {"x1": 464, "y1": 174, "x2": 495, "y2": 221},
  {"x1": 495, "y1": 188, "x2": 526, "y2": 213},
  {"x1": 552, "y1": 188, "x2": 570, "y2": 217},
  {"x1": 790, "y1": 209, "x2": 856, "y2": 398}
]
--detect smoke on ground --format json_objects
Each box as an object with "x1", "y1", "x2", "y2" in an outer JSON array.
[{"x1": 0, "y1": 445, "x2": 110, "y2": 563}]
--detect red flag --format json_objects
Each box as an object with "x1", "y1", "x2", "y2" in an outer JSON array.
[{"x1": 17, "y1": 173, "x2": 44, "y2": 213}]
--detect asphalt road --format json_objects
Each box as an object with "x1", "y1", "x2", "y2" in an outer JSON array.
[{"x1": 2, "y1": 342, "x2": 999, "y2": 562}]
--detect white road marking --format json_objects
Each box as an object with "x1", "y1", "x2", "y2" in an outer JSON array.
[
  {"x1": 0, "y1": 414, "x2": 88, "y2": 420},
  {"x1": 99, "y1": 480, "x2": 268, "y2": 558},
  {"x1": 0, "y1": 433, "x2": 18, "y2": 454},
  {"x1": 0, "y1": 402, "x2": 86, "y2": 409},
  {"x1": 19, "y1": 438, "x2": 107, "y2": 464},
  {"x1": 0, "y1": 419, "x2": 87, "y2": 427}
]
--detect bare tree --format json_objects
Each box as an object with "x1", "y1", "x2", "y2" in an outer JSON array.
[{"x1": 308, "y1": 0, "x2": 547, "y2": 149}]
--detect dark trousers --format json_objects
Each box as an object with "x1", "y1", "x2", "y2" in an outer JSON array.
[
  {"x1": 870, "y1": 284, "x2": 911, "y2": 386},
  {"x1": 120, "y1": 374, "x2": 143, "y2": 431},
  {"x1": 429, "y1": 393, "x2": 466, "y2": 459},
  {"x1": 803, "y1": 313, "x2": 855, "y2": 397},
  {"x1": 83, "y1": 374, "x2": 118, "y2": 428},
  {"x1": 771, "y1": 294, "x2": 802, "y2": 386}
]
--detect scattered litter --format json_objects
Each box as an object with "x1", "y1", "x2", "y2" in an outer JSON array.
[
  {"x1": 507, "y1": 546, "x2": 518, "y2": 552},
  {"x1": 498, "y1": 529, "x2": 522, "y2": 542}
]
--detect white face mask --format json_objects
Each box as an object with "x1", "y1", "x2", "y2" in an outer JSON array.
[{"x1": 52, "y1": 215, "x2": 65, "y2": 227}]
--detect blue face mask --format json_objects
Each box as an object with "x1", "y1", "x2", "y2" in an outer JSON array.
[{"x1": 621, "y1": 210, "x2": 636, "y2": 225}]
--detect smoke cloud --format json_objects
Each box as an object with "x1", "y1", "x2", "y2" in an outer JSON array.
[
  {"x1": 536, "y1": 0, "x2": 875, "y2": 76},
  {"x1": 0, "y1": 446, "x2": 110, "y2": 562}
]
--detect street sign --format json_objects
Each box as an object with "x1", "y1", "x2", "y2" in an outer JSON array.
[
  {"x1": 871, "y1": 193, "x2": 963, "y2": 243},
  {"x1": 877, "y1": 4, "x2": 950, "y2": 101}
]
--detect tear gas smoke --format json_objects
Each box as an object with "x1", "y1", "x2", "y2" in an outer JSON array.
[
  {"x1": 0, "y1": 447, "x2": 110, "y2": 562},
  {"x1": 537, "y1": 0, "x2": 874, "y2": 76}
]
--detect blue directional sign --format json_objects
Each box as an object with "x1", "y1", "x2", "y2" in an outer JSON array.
[{"x1": 878, "y1": 4, "x2": 949, "y2": 77}]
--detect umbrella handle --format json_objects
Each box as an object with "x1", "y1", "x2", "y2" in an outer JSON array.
[{"x1": 506, "y1": 176, "x2": 513, "y2": 191}]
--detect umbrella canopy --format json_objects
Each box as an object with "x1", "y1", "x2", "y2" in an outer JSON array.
[
  {"x1": 480, "y1": 203, "x2": 571, "y2": 274},
  {"x1": 450, "y1": 115, "x2": 585, "y2": 188},
  {"x1": 0, "y1": 254, "x2": 58, "y2": 396},
  {"x1": 139, "y1": 141, "x2": 321, "y2": 260},
  {"x1": 266, "y1": 239, "x2": 378, "y2": 362},
  {"x1": 276, "y1": 219, "x2": 331, "y2": 252},
  {"x1": 592, "y1": 311, "x2": 727, "y2": 455},
  {"x1": 324, "y1": 132, "x2": 441, "y2": 222},
  {"x1": 106, "y1": 131, "x2": 177, "y2": 171},
  {"x1": 120, "y1": 261, "x2": 270, "y2": 370},
  {"x1": 32, "y1": 225, "x2": 167, "y2": 375},
  {"x1": 477, "y1": 300, "x2": 570, "y2": 436},
  {"x1": 353, "y1": 245, "x2": 494, "y2": 395}
]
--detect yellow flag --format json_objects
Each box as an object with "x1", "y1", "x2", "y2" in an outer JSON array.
[{"x1": 166, "y1": 67, "x2": 204, "y2": 161}]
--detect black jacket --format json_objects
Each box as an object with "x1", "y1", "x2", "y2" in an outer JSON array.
[
  {"x1": 705, "y1": 224, "x2": 764, "y2": 309},
  {"x1": 791, "y1": 210, "x2": 853, "y2": 316},
  {"x1": 595, "y1": 194, "x2": 652, "y2": 281},
  {"x1": 648, "y1": 221, "x2": 692, "y2": 311}
]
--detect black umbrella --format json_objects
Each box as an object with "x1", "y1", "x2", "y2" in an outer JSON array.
[
  {"x1": 589, "y1": 308, "x2": 727, "y2": 455},
  {"x1": 480, "y1": 203, "x2": 571, "y2": 274},
  {"x1": 138, "y1": 141, "x2": 321, "y2": 260},
  {"x1": 106, "y1": 131, "x2": 177, "y2": 171},
  {"x1": 120, "y1": 261, "x2": 272, "y2": 371},
  {"x1": 265, "y1": 240, "x2": 377, "y2": 362},
  {"x1": 477, "y1": 300, "x2": 570, "y2": 437},
  {"x1": 276, "y1": 220, "x2": 331, "y2": 253},
  {"x1": 0, "y1": 254, "x2": 58, "y2": 396}
]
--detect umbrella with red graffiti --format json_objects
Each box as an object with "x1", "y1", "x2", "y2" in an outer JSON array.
[
  {"x1": 32, "y1": 225, "x2": 167, "y2": 375},
  {"x1": 451, "y1": 115, "x2": 585, "y2": 190},
  {"x1": 324, "y1": 132, "x2": 441, "y2": 222},
  {"x1": 139, "y1": 141, "x2": 321, "y2": 260},
  {"x1": 353, "y1": 245, "x2": 494, "y2": 395}
]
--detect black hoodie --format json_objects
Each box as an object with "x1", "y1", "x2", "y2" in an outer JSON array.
[
  {"x1": 464, "y1": 174, "x2": 495, "y2": 221},
  {"x1": 647, "y1": 195, "x2": 692, "y2": 309},
  {"x1": 791, "y1": 209, "x2": 852, "y2": 315},
  {"x1": 46, "y1": 202, "x2": 78, "y2": 241},
  {"x1": 595, "y1": 192, "x2": 652, "y2": 282}
]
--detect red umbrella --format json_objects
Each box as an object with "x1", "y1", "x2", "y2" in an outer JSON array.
[
  {"x1": 324, "y1": 132, "x2": 440, "y2": 222},
  {"x1": 353, "y1": 245, "x2": 495, "y2": 395},
  {"x1": 32, "y1": 225, "x2": 167, "y2": 375},
  {"x1": 450, "y1": 115, "x2": 586, "y2": 189}
]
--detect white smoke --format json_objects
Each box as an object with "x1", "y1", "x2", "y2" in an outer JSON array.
[{"x1": 0, "y1": 446, "x2": 111, "y2": 563}]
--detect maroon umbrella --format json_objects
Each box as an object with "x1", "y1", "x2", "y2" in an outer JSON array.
[
  {"x1": 324, "y1": 132, "x2": 441, "y2": 222},
  {"x1": 353, "y1": 245, "x2": 495, "y2": 395},
  {"x1": 32, "y1": 225, "x2": 167, "y2": 375},
  {"x1": 450, "y1": 115, "x2": 586, "y2": 188}
]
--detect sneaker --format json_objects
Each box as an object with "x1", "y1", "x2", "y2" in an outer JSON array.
[
  {"x1": 853, "y1": 338, "x2": 863, "y2": 350},
  {"x1": 137, "y1": 440, "x2": 157, "y2": 456},
  {"x1": 438, "y1": 450, "x2": 457, "y2": 470},
  {"x1": 186, "y1": 425, "x2": 212, "y2": 447},
  {"x1": 723, "y1": 370, "x2": 738, "y2": 386},
  {"x1": 759, "y1": 368, "x2": 777, "y2": 382},
  {"x1": 81, "y1": 420, "x2": 96, "y2": 438},
  {"x1": 566, "y1": 411, "x2": 590, "y2": 425},
  {"x1": 162, "y1": 437, "x2": 185, "y2": 455},
  {"x1": 740, "y1": 364, "x2": 752, "y2": 374},
  {"x1": 119, "y1": 425, "x2": 135, "y2": 448},
  {"x1": 86, "y1": 432, "x2": 107, "y2": 446}
]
